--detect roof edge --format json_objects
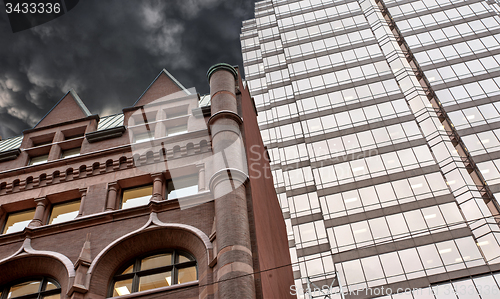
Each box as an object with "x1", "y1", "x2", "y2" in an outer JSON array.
[
  {"x1": 132, "y1": 69, "x2": 191, "y2": 107},
  {"x1": 33, "y1": 89, "x2": 92, "y2": 129}
]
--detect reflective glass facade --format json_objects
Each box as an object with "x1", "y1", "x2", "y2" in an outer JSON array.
[{"x1": 241, "y1": 0, "x2": 500, "y2": 297}]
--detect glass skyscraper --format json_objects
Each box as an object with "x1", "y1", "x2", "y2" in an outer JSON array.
[{"x1": 241, "y1": 0, "x2": 500, "y2": 297}]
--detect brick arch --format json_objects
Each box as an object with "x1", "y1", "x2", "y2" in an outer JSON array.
[
  {"x1": 0, "y1": 239, "x2": 75, "y2": 297},
  {"x1": 0, "y1": 256, "x2": 71, "y2": 296},
  {"x1": 88, "y1": 214, "x2": 213, "y2": 297}
]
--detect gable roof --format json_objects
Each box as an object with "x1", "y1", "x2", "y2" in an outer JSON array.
[
  {"x1": 132, "y1": 69, "x2": 191, "y2": 107},
  {"x1": 34, "y1": 89, "x2": 92, "y2": 129}
]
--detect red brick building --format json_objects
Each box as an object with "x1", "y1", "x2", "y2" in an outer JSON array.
[{"x1": 0, "y1": 64, "x2": 294, "y2": 299}]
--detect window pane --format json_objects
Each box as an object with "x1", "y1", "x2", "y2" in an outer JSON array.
[
  {"x1": 29, "y1": 154, "x2": 49, "y2": 166},
  {"x1": 178, "y1": 254, "x2": 194, "y2": 263},
  {"x1": 167, "y1": 175, "x2": 198, "y2": 200},
  {"x1": 42, "y1": 294, "x2": 60, "y2": 299},
  {"x1": 120, "y1": 264, "x2": 134, "y2": 275},
  {"x1": 360, "y1": 256, "x2": 385, "y2": 280},
  {"x1": 113, "y1": 279, "x2": 133, "y2": 297},
  {"x1": 166, "y1": 109, "x2": 187, "y2": 119},
  {"x1": 380, "y1": 252, "x2": 404, "y2": 277},
  {"x1": 3, "y1": 209, "x2": 35, "y2": 234},
  {"x1": 122, "y1": 185, "x2": 153, "y2": 209},
  {"x1": 61, "y1": 147, "x2": 80, "y2": 159},
  {"x1": 45, "y1": 282, "x2": 58, "y2": 291},
  {"x1": 139, "y1": 271, "x2": 172, "y2": 291},
  {"x1": 167, "y1": 124, "x2": 188, "y2": 136},
  {"x1": 177, "y1": 266, "x2": 197, "y2": 284},
  {"x1": 141, "y1": 253, "x2": 172, "y2": 270},
  {"x1": 48, "y1": 201, "x2": 81, "y2": 225},
  {"x1": 8, "y1": 281, "x2": 41, "y2": 298},
  {"x1": 134, "y1": 131, "x2": 154, "y2": 143}
]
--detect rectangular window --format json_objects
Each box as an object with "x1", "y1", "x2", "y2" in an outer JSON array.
[
  {"x1": 133, "y1": 131, "x2": 154, "y2": 143},
  {"x1": 122, "y1": 185, "x2": 153, "y2": 209},
  {"x1": 61, "y1": 147, "x2": 81, "y2": 159},
  {"x1": 167, "y1": 124, "x2": 188, "y2": 136},
  {"x1": 2, "y1": 209, "x2": 35, "y2": 234},
  {"x1": 64, "y1": 132, "x2": 85, "y2": 140},
  {"x1": 29, "y1": 154, "x2": 49, "y2": 166},
  {"x1": 166, "y1": 110, "x2": 187, "y2": 119},
  {"x1": 48, "y1": 200, "x2": 81, "y2": 225},
  {"x1": 166, "y1": 174, "x2": 198, "y2": 200}
]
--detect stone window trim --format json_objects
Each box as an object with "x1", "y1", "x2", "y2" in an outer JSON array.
[
  {"x1": 87, "y1": 218, "x2": 211, "y2": 297},
  {"x1": 1, "y1": 206, "x2": 36, "y2": 235},
  {"x1": 108, "y1": 168, "x2": 205, "y2": 211},
  {"x1": 25, "y1": 128, "x2": 87, "y2": 167},
  {"x1": 0, "y1": 190, "x2": 86, "y2": 234}
]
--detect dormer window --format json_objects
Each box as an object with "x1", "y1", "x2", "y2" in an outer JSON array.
[
  {"x1": 166, "y1": 108, "x2": 187, "y2": 119},
  {"x1": 166, "y1": 124, "x2": 188, "y2": 137},
  {"x1": 61, "y1": 147, "x2": 81, "y2": 159},
  {"x1": 133, "y1": 131, "x2": 154, "y2": 143},
  {"x1": 64, "y1": 132, "x2": 85, "y2": 140},
  {"x1": 29, "y1": 154, "x2": 49, "y2": 166}
]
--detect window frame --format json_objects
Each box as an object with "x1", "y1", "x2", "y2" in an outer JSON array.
[
  {"x1": 46, "y1": 199, "x2": 81, "y2": 225},
  {"x1": 120, "y1": 184, "x2": 154, "y2": 210},
  {"x1": 0, "y1": 276, "x2": 61, "y2": 299},
  {"x1": 166, "y1": 174, "x2": 199, "y2": 200},
  {"x1": 60, "y1": 147, "x2": 81, "y2": 159},
  {"x1": 28, "y1": 154, "x2": 49, "y2": 166},
  {"x1": 1, "y1": 208, "x2": 36, "y2": 235},
  {"x1": 108, "y1": 250, "x2": 198, "y2": 297}
]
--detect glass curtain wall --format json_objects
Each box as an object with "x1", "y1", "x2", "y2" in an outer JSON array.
[{"x1": 241, "y1": 0, "x2": 500, "y2": 296}]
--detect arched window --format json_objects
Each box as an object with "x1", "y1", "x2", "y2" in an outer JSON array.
[
  {"x1": 0, "y1": 277, "x2": 61, "y2": 299},
  {"x1": 109, "y1": 250, "x2": 197, "y2": 297}
]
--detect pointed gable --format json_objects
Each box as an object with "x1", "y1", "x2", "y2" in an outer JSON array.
[
  {"x1": 133, "y1": 69, "x2": 191, "y2": 107},
  {"x1": 35, "y1": 89, "x2": 92, "y2": 128}
]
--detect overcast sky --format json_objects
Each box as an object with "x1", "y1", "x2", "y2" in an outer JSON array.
[{"x1": 0, "y1": 0, "x2": 256, "y2": 139}]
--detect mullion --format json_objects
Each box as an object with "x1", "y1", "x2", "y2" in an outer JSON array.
[
  {"x1": 172, "y1": 251, "x2": 177, "y2": 285},
  {"x1": 110, "y1": 273, "x2": 134, "y2": 281},
  {"x1": 39, "y1": 289, "x2": 61, "y2": 298},
  {"x1": 9, "y1": 294, "x2": 38, "y2": 299},
  {"x1": 131, "y1": 258, "x2": 141, "y2": 293},
  {"x1": 9, "y1": 280, "x2": 60, "y2": 299},
  {"x1": 111, "y1": 250, "x2": 197, "y2": 296},
  {"x1": 136, "y1": 265, "x2": 174, "y2": 277}
]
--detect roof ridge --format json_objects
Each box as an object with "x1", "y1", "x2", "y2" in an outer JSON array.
[
  {"x1": 132, "y1": 69, "x2": 191, "y2": 107},
  {"x1": 33, "y1": 89, "x2": 91, "y2": 129}
]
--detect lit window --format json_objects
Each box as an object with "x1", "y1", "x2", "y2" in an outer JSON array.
[
  {"x1": 133, "y1": 131, "x2": 154, "y2": 143},
  {"x1": 48, "y1": 200, "x2": 81, "y2": 225},
  {"x1": 166, "y1": 124, "x2": 188, "y2": 136},
  {"x1": 61, "y1": 148, "x2": 80, "y2": 159},
  {"x1": 2, "y1": 209, "x2": 35, "y2": 234},
  {"x1": 166, "y1": 175, "x2": 198, "y2": 200},
  {"x1": 1, "y1": 278, "x2": 61, "y2": 299},
  {"x1": 110, "y1": 251, "x2": 197, "y2": 297},
  {"x1": 29, "y1": 154, "x2": 49, "y2": 166},
  {"x1": 121, "y1": 185, "x2": 153, "y2": 209}
]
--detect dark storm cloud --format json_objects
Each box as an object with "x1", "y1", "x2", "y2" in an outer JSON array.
[{"x1": 0, "y1": 0, "x2": 256, "y2": 139}]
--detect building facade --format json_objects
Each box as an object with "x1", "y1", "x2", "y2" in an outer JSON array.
[
  {"x1": 0, "y1": 64, "x2": 294, "y2": 299},
  {"x1": 241, "y1": 0, "x2": 500, "y2": 298}
]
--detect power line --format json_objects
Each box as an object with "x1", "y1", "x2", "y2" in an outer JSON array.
[{"x1": 110, "y1": 212, "x2": 500, "y2": 298}]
